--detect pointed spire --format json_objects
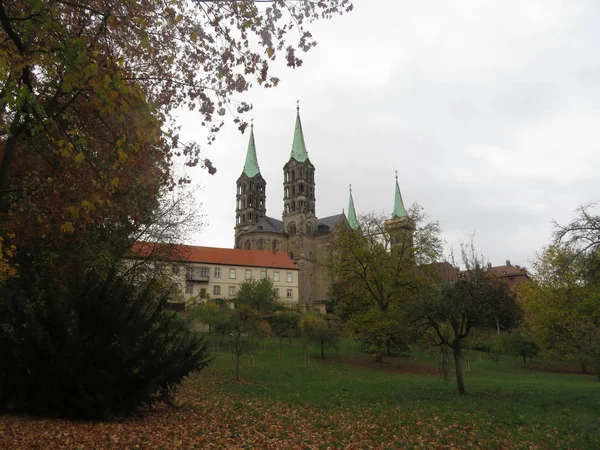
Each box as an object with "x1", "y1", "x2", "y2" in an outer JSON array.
[
  {"x1": 393, "y1": 171, "x2": 408, "y2": 218},
  {"x1": 290, "y1": 102, "x2": 309, "y2": 162},
  {"x1": 242, "y1": 120, "x2": 260, "y2": 178},
  {"x1": 347, "y1": 183, "x2": 359, "y2": 230}
]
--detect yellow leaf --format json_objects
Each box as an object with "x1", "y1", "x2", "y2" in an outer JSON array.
[
  {"x1": 118, "y1": 150, "x2": 128, "y2": 163},
  {"x1": 61, "y1": 222, "x2": 75, "y2": 233},
  {"x1": 111, "y1": 177, "x2": 120, "y2": 187},
  {"x1": 74, "y1": 152, "x2": 86, "y2": 163},
  {"x1": 81, "y1": 200, "x2": 93, "y2": 211},
  {"x1": 67, "y1": 205, "x2": 80, "y2": 219}
]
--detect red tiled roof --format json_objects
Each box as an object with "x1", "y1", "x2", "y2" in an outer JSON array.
[
  {"x1": 488, "y1": 265, "x2": 528, "y2": 278},
  {"x1": 130, "y1": 242, "x2": 298, "y2": 270}
]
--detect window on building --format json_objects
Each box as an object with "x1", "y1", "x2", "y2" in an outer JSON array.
[
  {"x1": 273, "y1": 271, "x2": 280, "y2": 282},
  {"x1": 274, "y1": 288, "x2": 280, "y2": 298},
  {"x1": 186, "y1": 267, "x2": 193, "y2": 280},
  {"x1": 245, "y1": 269, "x2": 252, "y2": 280},
  {"x1": 213, "y1": 285, "x2": 221, "y2": 296},
  {"x1": 272, "y1": 240, "x2": 279, "y2": 251},
  {"x1": 286, "y1": 289, "x2": 293, "y2": 298},
  {"x1": 229, "y1": 268, "x2": 236, "y2": 279},
  {"x1": 257, "y1": 239, "x2": 264, "y2": 250},
  {"x1": 200, "y1": 267, "x2": 210, "y2": 277},
  {"x1": 245, "y1": 241, "x2": 251, "y2": 250},
  {"x1": 228, "y1": 286, "x2": 236, "y2": 296},
  {"x1": 260, "y1": 270, "x2": 266, "y2": 280},
  {"x1": 200, "y1": 288, "x2": 207, "y2": 299},
  {"x1": 287, "y1": 272, "x2": 293, "y2": 283},
  {"x1": 288, "y1": 222, "x2": 296, "y2": 235},
  {"x1": 185, "y1": 283, "x2": 193, "y2": 294},
  {"x1": 214, "y1": 267, "x2": 221, "y2": 278}
]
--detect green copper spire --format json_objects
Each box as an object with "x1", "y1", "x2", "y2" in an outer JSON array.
[
  {"x1": 393, "y1": 171, "x2": 408, "y2": 218},
  {"x1": 347, "y1": 184, "x2": 359, "y2": 230},
  {"x1": 242, "y1": 122, "x2": 260, "y2": 178},
  {"x1": 290, "y1": 102, "x2": 308, "y2": 162}
]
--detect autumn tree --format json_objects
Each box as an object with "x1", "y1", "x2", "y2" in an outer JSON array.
[
  {"x1": 519, "y1": 245, "x2": 600, "y2": 373},
  {"x1": 269, "y1": 310, "x2": 301, "y2": 358},
  {"x1": 299, "y1": 313, "x2": 340, "y2": 361},
  {"x1": 235, "y1": 277, "x2": 279, "y2": 315},
  {"x1": 0, "y1": 0, "x2": 353, "y2": 278},
  {"x1": 413, "y1": 242, "x2": 521, "y2": 394},
  {"x1": 192, "y1": 299, "x2": 222, "y2": 335},
  {"x1": 328, "y1": 207, "x2": 443, "y2": 362},
  {"x1": 220, "y1": 278, "x2": 277, "y2": 379}
]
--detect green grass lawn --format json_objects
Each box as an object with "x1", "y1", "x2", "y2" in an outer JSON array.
[
  {"x1": 1, "y1": 336, "x2": 598, "y2": 449},
  {"x1": 195, "y1": 335, "x2": 600, "y2": 449}
]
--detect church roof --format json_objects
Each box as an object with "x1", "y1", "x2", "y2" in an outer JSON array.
[
  {"x1": 246, "y1": 216, "x2": 285, "y2": 234},
  {"x1": 347, "y1": 188, "x2": 359, "y2": 230},
  {"x1": 290, "y1": 108, "x2": 309, "y2": 163},
  {"x1": 393, "y1": 175, "x2": 408, "y2": 218},
  {"x1": 242, "y1": 125, "x2": 260, "y2": 178},
  {"x1": 317, "y1": 214, "x2": 345, "y2": 233},
  {"x1": 130, "y1": 242, "x2": 297, "y2": 270}
]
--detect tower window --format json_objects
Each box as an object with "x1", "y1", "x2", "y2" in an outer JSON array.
[
  {"x1": 258, "y1": 239, "x2": 265, "y2": 250},
  {"x1": 288, "y1": 222, "x2": 296, "y2": 235},
  {"x1": 299, "y1": 183, "x2": 304, "y2": 193},
  {"x1": 272, "y1": 240, "x2": 279, "y2": 251}
]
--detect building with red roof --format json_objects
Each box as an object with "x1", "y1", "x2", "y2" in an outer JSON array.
[{"x1": 130, "y1": 242, "x2": 299, "y2": 306}]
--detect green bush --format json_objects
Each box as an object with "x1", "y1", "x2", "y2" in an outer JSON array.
[{"x1": 0, "y1": 268, "x2": 210, "y2": 419}]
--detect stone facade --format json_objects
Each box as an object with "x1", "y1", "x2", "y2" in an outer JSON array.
[{"x1": 233, "y1": 110, "x2": 347, "y2": 308}]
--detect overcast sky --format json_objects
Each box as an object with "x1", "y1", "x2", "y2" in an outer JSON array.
[{"x1": 175, "y1": 0, "x2": 600, "y2": 269}]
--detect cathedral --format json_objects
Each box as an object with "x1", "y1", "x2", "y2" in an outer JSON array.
[{"x1": 233, "y1": 106, "x2": 409, "y2": 308}]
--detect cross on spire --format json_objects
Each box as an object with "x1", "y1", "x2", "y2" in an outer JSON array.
[
  {"x1": 349, "y1": 182, "x2": 352, "y2": 193},
  {"x1": 395, "y1": 170, "x2": 398, "y2": 181},
  {"x1": 296, "y1": 99, "x2": 300, "y2": 113}
]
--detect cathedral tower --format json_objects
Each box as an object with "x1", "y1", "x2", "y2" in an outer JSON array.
[
  {"x1": 384, "y1": 173, "x2": 415, "y2": 249},
  {"x1": 235, "y1": 124, "x2": 267, "y2": 246},
  {"x1": 282, "y1": 106, "x2": 317, "y2": 237},
  {"x1": 347, "y1": 184, "x2": 359, "y2": 230}
]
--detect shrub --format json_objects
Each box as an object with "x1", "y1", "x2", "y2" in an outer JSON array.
[{"x1": 0, "y1": 268, "x2": 210, "y2": 419}]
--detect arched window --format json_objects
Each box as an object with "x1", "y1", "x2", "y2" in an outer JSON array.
[
  {"x1": 245, "y1": 241, "x2": 251, "y2": 250},
  {"x1": 272, "y1": 240, "x2": 279, "y2": 251},
  {"x1": 288, "y1": 222, "x2": 297, "y2": 235},
  {"x1": 257, "y1": 239, "x2": 265, "y2": 250}
]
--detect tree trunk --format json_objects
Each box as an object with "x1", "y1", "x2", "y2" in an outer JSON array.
[
  {"x1": 375, "y1": 343, "x2": 384, "y2": 363},
  {"x1": 320, "y1": 341, "x2": 325, "y2": 360},
  {"x1": 452, "y1": 346, "x2": 466, "y2": 395}
]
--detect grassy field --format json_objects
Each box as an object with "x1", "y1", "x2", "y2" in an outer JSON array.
[{"x1": 1, "y1": 336, "x2": 599, "y2": 449}]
